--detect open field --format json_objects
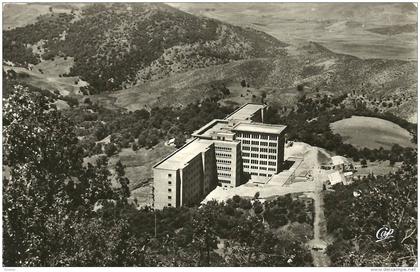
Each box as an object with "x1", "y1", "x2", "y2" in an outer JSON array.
[
  {"x1": 109, "y1": 143, "x2": 176, "y2": 207},
  {"x1": 106, "y1": 58, "x2": 278, "y2": 111},
  {"x1": 3, "y1": 3, "x2": 84, "y2": 30},
  {"x1": 170, "y1": 3, "x2": 417, "y2": 60},
  {"x1": 330, "y1": 116, "x2": 415, "y2": 150},
  {"x1": 351, "y1": 160, "x2": 402, "y2": 177},
  {"x1": 4, "y1": 57, "x2": 88, "y2": 97}
]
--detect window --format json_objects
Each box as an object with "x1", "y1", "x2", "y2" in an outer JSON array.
[
  {"x1": 251, "y1": 141, "x2": 259, "y2": 145},
  {"x1": 269, "y1": 135, "x2": 278, "y2": 141},
  {"x1": 168, "y1": 181, "x2": 172, "y2": 185},
  {"x1": 168, "y1": 188, "x2": 172, "y2": 192},
  {"x1": 251, "y1": 147, "x2": 259, "y2": 152},
  {"x1": 269, "y1": 149, "x2": 277, "y2": 153},
  {"x1": 168, "y1": 196, "x2": 172, "y2": 199},
  {"x1": 269, "y1": 155, "x2": 276, "y2": 160},
  {"x1": 251, "y1": 159, "x2": 258, "y2": 164},
  {"x1": 269, "y1": 161, "x2": 276, "y2": 166},
  {"x1": 168, "y1": 203, "x2": 172, "y2": 207},
  {"x1": 260, "y1": 166, "x2": 267, "y2": 170},
  {"x1": 168, "y1": 174, "x2": 172, "y2": 177},
  {"x1": 260, "y1": 142, "x2": 268, "y2": 146},
  {"x1": 261, "y1": 154, "x2": 268, "y2": 159},
  {"x1": 260, "y1": 160, "x2": 267, "y2": 165},
  {"x1": 251, "y1": 153, "x2": 258, "y2": 158},
  {"x1": 242, "y1": 152, "x2": 250, "y2": 157},
  {"x1": 243, "y1": 159, "x2": 249, "y2": 163},
  {"x1": 252, "y1": 134, "x2": 259, "y2": 139},
  {"x1": 269, "y1": 143, "x2": 277, "y2": 147},
  {"x1": 243, "y1": 146, "x2": 250, "y2": 151},
  {"x1": 243, "y1": 140, "x2": 250, "y2": 144},
  {"x1": 261, "y1": 135, "x2": 268, "y2": 140},
  {"x1": 260, "y1": 148, "x2": 268, "y2": 152},
  {"x1": 216, "y1": 146, "x2": 232, "y2": 151}
]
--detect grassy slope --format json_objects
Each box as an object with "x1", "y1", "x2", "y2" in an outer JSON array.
[
  {"x1": 330, "y1": 116, "x2": 415, "y2": 150},
  {"x1": 4, "y1": 57, "x2": 87, "y2": 97},
  {"x1": 4, "y1": 3, "x2": 416, "y2": 120},
  {"x1": 109, "y1": 143, "x2": 176, "y2": 207},
  {"x1": 2, "y1": 3, "x2": 83, "y2": 30},
  {"x1": 96, "y1": 42, "x2": 417, "y2": 121}
]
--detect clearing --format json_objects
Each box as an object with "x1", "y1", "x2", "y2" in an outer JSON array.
[{"x1": 330, "y1": 115, "x2": 415, "y2": 150}]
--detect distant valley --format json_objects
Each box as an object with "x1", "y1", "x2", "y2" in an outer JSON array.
[
  {"x1": 169, "y1": 2, "x2": 417, "y2": 61},
  {"x1": 3, "y1": 2, "x2": 418, "y2": 122}
]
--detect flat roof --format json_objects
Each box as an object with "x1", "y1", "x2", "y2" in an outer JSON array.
[
  {"x1": 225, "y1": 103, "x2": 265, "y2": 121},
  {"x1": 154, "y1": 139, "x2": 213, "y2": 170},
  {"x1": 232, "y1": 122, "x2": 287, "y2": 135},
  {"x1": 192, "y1": 119, "x2": 231, "y2": 138}
]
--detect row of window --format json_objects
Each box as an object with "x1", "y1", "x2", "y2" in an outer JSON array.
[
  {"x1": 239, "y1": 133, "x2": 278, "y2": 141},
  {"x1": 242, "y1": 145, "x2": 277, "y2": 152},
  {"x1": 243, "y1": 159, "x2": 277, "y2": 165},
  {"x1": 217, "y1": 159, "x2": 231, "y2": 165},
  {"x1": 217, "y1": 165, "x2": 231, "y2": 171},
  {"x1": 216, "y1": 152, "x2": 232, "y2": 158},
  {"x1": 244, "y1": 166, "x2": 276, "y2": 172},
  {"x1": 243, "y1": 152, "x2": 277, "y2": 159},
  {"x1": 215, "y1": 146, "x2": 232, "y2": 151},
  {"x1": 243, "y1": 152, "x2": 276, "y2": 158},
  {"x1": 219, "y1": 172, "x2": 231, "y2": 177}
]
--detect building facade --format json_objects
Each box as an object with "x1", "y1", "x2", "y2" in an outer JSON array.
[
  {"x1": 233, "y1": 123, "x2": 286, "y2": 178},
  {"x1": 153, "y1": 139, "x2": 217, "y2": 209},
  {"x1": 153, "y1": 103, "x2": 287, "y2": 209}
]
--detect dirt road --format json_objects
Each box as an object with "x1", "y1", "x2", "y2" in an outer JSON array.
[{"x1": 307, "y1": 170, "x2": 331, "y2": 267}]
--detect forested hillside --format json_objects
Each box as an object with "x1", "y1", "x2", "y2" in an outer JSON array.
[{"x1": 3, "y1": 3, "x2": 286, "y2": 92}]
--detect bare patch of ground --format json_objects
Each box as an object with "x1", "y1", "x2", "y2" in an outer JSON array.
[{"x1": 330, "y1": 116, "x2": 415, "y2": 150}]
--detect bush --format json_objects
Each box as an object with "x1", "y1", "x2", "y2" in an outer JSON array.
[
  {"x1": 253, "y1": 201, "x2": 263, "y2": 214},
  {"x1": 239, "y1": 198, "x2": 252, "y2": 210},
  {"x1": 232, "y1": 195, "x2": 241, "y2": 204},
  {"x1": 104, "y1": 143, "x2": 118, "y2": 157}
]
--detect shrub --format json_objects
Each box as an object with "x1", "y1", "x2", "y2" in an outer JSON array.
[{"x1": 239, "y1": 198, "x2": 252, "y2": 210}]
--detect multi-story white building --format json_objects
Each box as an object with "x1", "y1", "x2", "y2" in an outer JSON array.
[{"x1": 153, "y1": 103, "x2": 287, "y2": 209}]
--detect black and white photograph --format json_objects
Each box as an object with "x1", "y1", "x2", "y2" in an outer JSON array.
[{"x1": 1, "y1": 1, "x2": 418, "y2": 269}]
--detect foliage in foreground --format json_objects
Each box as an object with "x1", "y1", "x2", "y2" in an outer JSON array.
[
  {"x1": 324, "y1": 149, "x2": 417, "y2": 266},
  {"x1": 3, "y1": 86, "x2": 311, "y2": 267}
]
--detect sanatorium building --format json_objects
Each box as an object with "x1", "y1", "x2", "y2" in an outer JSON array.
[{"x1": 153, "y1": 103, "x2": 287, "y2": 209}]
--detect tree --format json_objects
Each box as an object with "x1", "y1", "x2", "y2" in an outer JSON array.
[
  {"x1": 191, "y1": 202, "x2": 219, "y2": 266},
  {"x1": 174, "y1": 134, "x2": 186, "y2": 148},
  {"x1": 239, "y1": 198, "x2": 252, "y2": 210},
  {"x1": 240, "y1": 79, "x2": 246, "y2": 88},
  {"x1": 114, "y1": 160, "x2": 130, "y2": 203},
  {"x1": 3, "y1": 86, "x2": 124, "y2": 266},
  {"x1": 104, "y1": 143, "x2": 118, "y2": 157}
]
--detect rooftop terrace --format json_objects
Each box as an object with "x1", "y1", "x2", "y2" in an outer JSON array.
[
  {"x1": 232, "y1": 122, "x2": 287, "y2": 135},
  {"x1": 192, "y1": 119, "x2": 233, "y2": 139}
]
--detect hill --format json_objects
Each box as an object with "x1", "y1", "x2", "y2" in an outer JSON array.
[
  {"x1": 330, "y1": 116, "x2": 415, "y2": 150},
  {"x1": 170, "y1": 3, "x2": 417, "y2": 60},
  {"x1": 3, "y1": 3, "x2": 417, "y2": 121},
  {"x1": 3, "y1": 3, "x2": 286, "y2": 92},
  {"x1": 92, "y1": 41, "x2": 417, "y2": 121}
]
